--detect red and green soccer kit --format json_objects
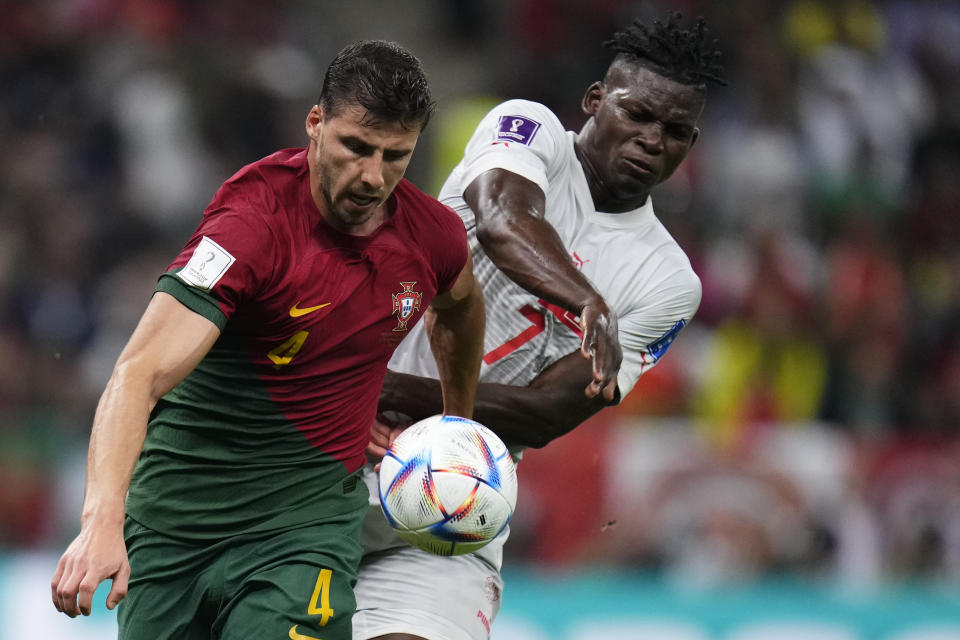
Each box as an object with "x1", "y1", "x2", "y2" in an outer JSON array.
[{"x1": 119, "y1": 148, "x2": 467, "y2": 640}]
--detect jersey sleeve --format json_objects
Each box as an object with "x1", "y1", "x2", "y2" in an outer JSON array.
[
  {"x1": 457, "y1": 99, "x2": 566, "y2": 196},
  {"x1": 157, "y1": 194, "x2": 279, "y2": 330},
  {"x1": 617, "y1": 269, "x2": 702, "y2": 399},
  {"x1": 427, "y1": 205, "x2": 469, "y2": 294}
]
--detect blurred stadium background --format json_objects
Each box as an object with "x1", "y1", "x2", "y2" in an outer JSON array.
[{"x1": 2, "y1": 0, "x2": 960, "y2": 638}]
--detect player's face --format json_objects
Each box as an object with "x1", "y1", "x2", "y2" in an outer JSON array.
[
  {"x1": 306, "y1": 103, "x2": 420, "y2": 234},
  {"x1": 579, "y1": 63, "x2": 704, "y2": 212}
]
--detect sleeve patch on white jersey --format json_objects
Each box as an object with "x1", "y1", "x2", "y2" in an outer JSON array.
[
  {"x1": 177, "y1": 236, "x2": 236, "y2": 291},
  {"x1": 495, "y1": 115, "x2": 541, "y2": 145},
  {"x1": 647, "y1": 319, "x2": 686, "y2": 362}
]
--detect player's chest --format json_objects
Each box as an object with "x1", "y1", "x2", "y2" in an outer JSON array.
[
  {"x1": 545, "y1": 191, "x2": 660, "y2": 306},
  {"x1": 239, "y1": 244, "x2": 437, "y2": 368}
]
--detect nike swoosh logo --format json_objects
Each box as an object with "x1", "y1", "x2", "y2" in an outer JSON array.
[
  {"x1": 289, "y1": 302, "x2": 331, "y2": 317},
  {"x1": 289, "y1": 625, "x2": 324, "y2": 640}
]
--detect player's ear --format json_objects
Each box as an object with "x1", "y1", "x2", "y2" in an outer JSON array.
[
  {"x1": 305, "y1": 105, "x2": 324, "y2": 141},
  {"x1": 582, "y1": 81, "x2": 604, "y2": 116},
  {"x1": 689, "y1": 127, "x2": 700, "y2": 149}
]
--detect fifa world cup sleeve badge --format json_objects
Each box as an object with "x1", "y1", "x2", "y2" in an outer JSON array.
[
  {"x1": 495, "y1": 115, "x2": 541, "y2": 146},
  {"x1": 391, "y1": 282, "x2": 423, "y2": 332}
]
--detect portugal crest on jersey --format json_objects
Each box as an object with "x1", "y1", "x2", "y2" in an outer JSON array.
[{"x1": 391, "y1": 282, "x2": 423, "y2": 332}]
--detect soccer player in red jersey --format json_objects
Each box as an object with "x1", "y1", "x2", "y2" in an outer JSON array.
[{"x1": 50, "y1": 40, "x2": 484, "y2": 640}]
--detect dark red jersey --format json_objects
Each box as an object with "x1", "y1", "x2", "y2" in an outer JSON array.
[{"x1": 125, "y1": 148, "x2": 468, "y2": 539}]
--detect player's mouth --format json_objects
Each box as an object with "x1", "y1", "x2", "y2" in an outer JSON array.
[
  {"x1": 346, "y1": 193, "x2": 380, "y2": 211},
  {"x1": 622, "y1": 156, "x2": 656, "y2": 178}
]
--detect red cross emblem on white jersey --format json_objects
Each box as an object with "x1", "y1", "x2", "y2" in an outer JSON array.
[{"x1": 391, "y1": 281, "x2": 422, "y2": 332}]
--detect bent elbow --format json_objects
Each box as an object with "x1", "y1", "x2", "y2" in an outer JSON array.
[{"x1": 474, "y1": 220, "x2": 501, "y2": 253}]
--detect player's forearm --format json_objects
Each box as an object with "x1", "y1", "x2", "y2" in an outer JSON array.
[
  {"x1": 467, "y1": 169, "x2": 604, "y2": 315},
  {"x1": 427, "y1": 281, "x2": 485, "y2": 418},
  {"x1": 81, "y1": 364, "x2": 154, "y2": 528},
  {"x1": 380, "y1": 358, "x2": 608, "y2": 449},
  {"x1": 378, "y1": 373, "x2": 576, "y2": 446},
  {"x1": 380, "y1": 370, "x2": 444, "y2": 419},
  {"x1": 479, "y1": 215, "x2": 603, "y2": 314},
  {"x1": 79, "y1": 295, "x2": 215, "y2": 527},
  {"x1": 471, "y1": 381, "x2": 604, "y2": 449},
  {"x1": 476, "y1": 350, "x2": 614, "y2": 447}
]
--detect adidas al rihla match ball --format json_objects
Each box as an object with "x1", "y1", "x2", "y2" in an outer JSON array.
[{"x1": 378, "y1": 414, "x2": 518, "y2": 556}]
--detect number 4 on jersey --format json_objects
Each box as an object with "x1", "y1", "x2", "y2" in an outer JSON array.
[
  {"x1": 267, "y1": 331, "x2": 309, "y2": 368},
  {"x1": 307, "y1": 568, "x2": 334, "y2": 626}
]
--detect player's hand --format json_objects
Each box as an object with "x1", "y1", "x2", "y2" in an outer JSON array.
[
  {"x1": 366, "y1": 417, "x2": 396, "y2": 461},
  {"x1": 579, "y1": 298, "x2": 622, "y2": 401},
  {"x1": 366, "y1": 414, "x2": 409, "y2": 471},
  {"x1": 51, "y1": 521, "x2": 130, "y2": 617}
]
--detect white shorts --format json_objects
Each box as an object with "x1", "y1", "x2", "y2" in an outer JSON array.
[{"x1": 352, "y1": 545, "x2": 503, "y2": 640}]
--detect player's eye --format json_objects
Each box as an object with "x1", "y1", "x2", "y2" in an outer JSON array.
[
  {"x1": 343, "y1": 138, "x2": 373, "y2": 155},
  {"x1": 384, "y1": 150, "x2": 410, "y2": 163}
]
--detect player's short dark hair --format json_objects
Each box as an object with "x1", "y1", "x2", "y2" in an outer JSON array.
[
  {"x1": 604, "y1": 12, "x2": 726, "y2": 88},
  {"x1": 319, "y1": 40, "x2": 436, "y2": 131}
]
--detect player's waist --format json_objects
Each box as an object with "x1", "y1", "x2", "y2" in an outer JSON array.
[
  {"x1": 126, "y1": 459, "x2": 368, "y2": 540},
  {"x1": 149, "y1": 396, "x2": 371, "y2": 461}
]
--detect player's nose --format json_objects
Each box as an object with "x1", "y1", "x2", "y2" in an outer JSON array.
[
  {"x1": 359, "y1": 154, "x2": 386, "y2": 191},
  {"x1": 635, "y1": 122, "x2": 665, "y2": 153}
]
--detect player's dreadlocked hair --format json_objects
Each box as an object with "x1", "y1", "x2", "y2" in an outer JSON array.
[{"x1": 604, "y1": 12, "x2": 726, "y2": 87}]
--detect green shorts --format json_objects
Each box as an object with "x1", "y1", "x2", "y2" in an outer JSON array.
[{"x1": 118, "y1": 507, "x2": 365, "y2": 640}]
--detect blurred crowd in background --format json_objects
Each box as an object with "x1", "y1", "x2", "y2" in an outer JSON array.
[{"x1": 1, "y1": 0, "x2": 959, "y2": 592}]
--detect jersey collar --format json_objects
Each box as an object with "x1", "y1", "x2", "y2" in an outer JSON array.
[{"x1": 590, "y1": 196, "x2": 655, "y2": 229}]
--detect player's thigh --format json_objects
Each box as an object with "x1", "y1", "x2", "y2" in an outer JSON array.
[
  {"x1": 220, "y1": 559, "x2": 357, "y2": 640},
  {"x1": 118, "y1": 518, "x2": 214, "y2": 640},
  {"x1": 218, "y1": 522, "x2": 363, "y2": 640},
  {"x1": 354, "y1": 546, "x2": 502, "y2": 640}
]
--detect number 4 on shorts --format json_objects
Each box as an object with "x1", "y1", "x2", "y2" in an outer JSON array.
[{"x1": 308, "y1": 568, "x2": 334, "y2": 626}]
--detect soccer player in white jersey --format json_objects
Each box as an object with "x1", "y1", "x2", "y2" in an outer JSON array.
[{"x1": 353, "y1": 13, "x2": 726, "y2": 640}]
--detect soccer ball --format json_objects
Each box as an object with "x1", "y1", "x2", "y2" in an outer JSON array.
[{"x1": 378, "y1": 414, "x2": 518, "y2": 556}]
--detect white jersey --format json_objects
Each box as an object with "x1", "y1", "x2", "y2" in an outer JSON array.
[
  {"x1": 390, "y1": 98, "x2": 701, "y2": 402},
  {"x1": 360, "y1": 99, "x2": 701, "y2": 573}
]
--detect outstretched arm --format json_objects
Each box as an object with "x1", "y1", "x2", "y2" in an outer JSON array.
[
  {"x1": 51, "y1": 292, "x2": 220, "y2": 617},
  {"x1": 465, "y1": 168, "x2": 621, "y2": 401},
  {"x1": 425, "y1": 252, "x2": 485, "y2": 418},
  {"x1": 380, "y1": 349, "x2": 612, "y2": 450}
]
